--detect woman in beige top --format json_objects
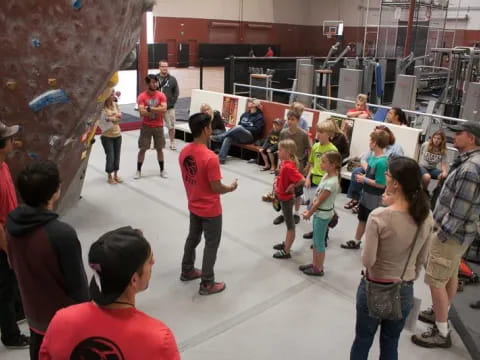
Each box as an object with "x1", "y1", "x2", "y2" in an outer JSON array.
[
  {"x1": 350, "y1": 156, "x2": 434, "y2": 360},
  {"x1": 101, "y1": 91, "x2": 123, "y2": 184}
]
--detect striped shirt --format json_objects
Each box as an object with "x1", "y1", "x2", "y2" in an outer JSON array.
[{"x1": 434, "y1": 148, "x2": 480, "y2": 245}]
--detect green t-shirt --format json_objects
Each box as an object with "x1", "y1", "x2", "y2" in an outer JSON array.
[
  {"x1": 308, "y1": 142, "x2": 338, "y2": 185},
  {"x1": 360, "y1": 154, "x2": 388, "y2": 210},
  {"x1": 313, "y1": 175, "x2": 339, "y2": 220}
]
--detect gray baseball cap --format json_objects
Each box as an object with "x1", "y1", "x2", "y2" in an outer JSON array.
[
  {"x1": 448, "y1": 120, "x2": 480, "y2": 139},
  {"x1": 0, "y1": 121, "x2": 20, "y2": 139}
]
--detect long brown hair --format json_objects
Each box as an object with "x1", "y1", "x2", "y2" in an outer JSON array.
[
  {"x1": 427, "y1": 130, "x2": 447, "y2": 155},
  {"x1": 278, "y1": 139, "x2": 299, "y2": 169}
]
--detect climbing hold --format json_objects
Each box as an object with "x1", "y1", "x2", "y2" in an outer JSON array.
[
  {"x1": 29, "y1": 89, "x2": 69, "y2": 112},
  {"x1": 72, "y1": 0, "x2": 82, "y2": 10},
  {"x1": 48, "y1": 78, "x2": 58, "y2": 88},
  {"x1": 13, "y1": 140, "x2": 23, "y2": 148},
  {"x1": 6, "y1": 80, "x2": 17, "y2": 90},
  {"x1": 31, "y1": 38, "x2": 41, "y2": 47},
  {"x1": 28, "y1": 152, "x2": 39, "y2": 160},
  {"x1": 80, "y1": 150, "x2": 87, "y2": 160}
]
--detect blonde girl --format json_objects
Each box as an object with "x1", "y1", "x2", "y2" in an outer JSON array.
[
  {"x1": 301, "y1": 151, "x2": 341, "y2": 275},
  {"x1": 419, "y1": 130, "x2": 448, "y2": 189},
  {"x1": 101, "y1": 89, "x2": 123, "y2": 184},
  {"x1": 272, "y1": 139, "x2": 305, "y2": 259}
]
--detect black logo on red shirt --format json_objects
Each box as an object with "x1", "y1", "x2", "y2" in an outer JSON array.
[
  {"x1": 70, "y1": 337, "x2": 125, "y2": 360},
  {"x1": 183, "y1": 155, "x2": 197, "y2": 185}
]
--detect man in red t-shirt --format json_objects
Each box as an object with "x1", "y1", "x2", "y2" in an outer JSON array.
[
  {"x1": 0, "y1": 121, "x2": 29, "y2": 350},
  {"x1": 39, "y1": 226, "x2": 180, "y2": 360},
  {"x1": 135, "y1": 74, "x2": 168, "y2": 179},
  {"x1": 179, "y1": 113, "x2": 238, "y2": 295}
]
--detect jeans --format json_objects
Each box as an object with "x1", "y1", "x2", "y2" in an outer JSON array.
[
  {"x1": 182, "y1": 213, "x2": 222, "y2": 284},
  {"x1": 101, "y1": 136, "x2": 122, "y2": 173},
  {"x1": 347, "y1": 167, "x2": 365, "y2": 200},
  {"x1": 350, "y1": 279, "x2": 414, "y2": 360},
  {"x1": 0, "y1": 251, "x2": 21, "y2": 345},
  {"x1": 216, "y1": 126, "x2": 254, "y2": 162}
]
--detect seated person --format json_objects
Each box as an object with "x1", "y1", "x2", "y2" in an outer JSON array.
[
  {"x1": 386, "y1": 107, "x2": 409, "y2": 126},
  {"x1": 200, "y1": 103, "x2": 225, "y2": 135},
  {"x1": 260, "y1": 118, "x2": 283, "y2": 172},
  {"x1": 419, "y1": 130, "x2": 448, "y2": 189},
  {"x1": 211, "y1": 98, "x2": 264, "y2": 164},
  {"x1": 39, "y1": 226, "x2": 180, "y2": 360},
  {"x1": 284, "y1": 102, "x2": 309, "y2": 132},
  {"x1": 347, "y1": 94, "x2": 371, "y2": 119},
  {"x1": 327, "y1": 117, "x2": 350, "y2": 160},
  {"x1": 344, "y1": 125, "x2": 403, "y2": 213}
]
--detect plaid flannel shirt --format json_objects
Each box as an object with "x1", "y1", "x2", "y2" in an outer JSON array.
[{"x1": 434, "y1": 149, "x2": 480, "y2": 245}]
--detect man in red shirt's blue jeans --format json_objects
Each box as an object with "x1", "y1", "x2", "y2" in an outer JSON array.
[
  {"x1": 179, "y1": 113, "x2": 238, "y2": 295},
  {"x1": 0, "y1": 121, "x2": 29, "y2": 350}
]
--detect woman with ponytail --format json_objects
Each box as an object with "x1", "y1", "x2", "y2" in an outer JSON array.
[{"x1": 350, "y1": 157, "x2": 434, "y2": 360}]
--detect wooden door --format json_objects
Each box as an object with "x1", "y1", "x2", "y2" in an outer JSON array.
[
  {"x1": 188, "y1": 40, "x2": 198, "y2": 66},
  {"x1": 166, "y1": 39, "x2": 176, "y2": 65}
]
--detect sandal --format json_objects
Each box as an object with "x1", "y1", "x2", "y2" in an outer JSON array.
[
  {"x1": 114, "y1": 176, "x2": 123, "y2": 183},
  {"x1": 341, "y1": 240, "x2": 361, "y2": 249},
  {"x1": 107, "y1": 178, "x2": 117, "y2": 185},
  {"x1": 262, "y1": 192, "x2": 274, "y2": 202},
  {"x1": 352, "y1": 205, "x2": 359, "y2": 214},
  {"x1": 344, "y1": 199, "x2": 358, "y2": 209},
  {"x1": 260, "y1": 167, "x2": 270, "y2": 171},
  {"x1": 303, "y1": 267, "x2": 324, "y2": 276},
  {"x1": 299, "y1": 264, "x2": 313, "y2": 271}
]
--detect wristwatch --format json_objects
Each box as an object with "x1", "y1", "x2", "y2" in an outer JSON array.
[{"x1": 146, "y1": 106, "x2": 151, "y2": 112}]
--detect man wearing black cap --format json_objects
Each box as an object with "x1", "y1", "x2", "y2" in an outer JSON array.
[
  {"x1": 413, "y1": 120, "x2": 480, "y2": 349},
  {"x1": 0, "y1": 121, "x2": 29, "y2": 350},
  {"x1": 7, "y1": 160, "x2": 89, "y2": 359},
  {"x1": 39, "y1": 227, "x2": 180, "y2": 359},
  {"x1": 135, "y1": 74, "x2": 168, "y2": 179}
]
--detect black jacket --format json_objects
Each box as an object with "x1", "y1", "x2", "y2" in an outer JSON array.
[
  {"x1": 157, "y1": 74, "x2": 179, "y2": 109},
  {"x1": 238, "y1": 110, "x2": 264, "y2": 139},
  {"x1": 6, "y1": 206, "x2": 89, "y2": 332}
]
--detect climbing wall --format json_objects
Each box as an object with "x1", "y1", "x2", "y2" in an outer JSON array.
[{"x1": 0, "y1": 0, "x2": 154, "y2": 213}]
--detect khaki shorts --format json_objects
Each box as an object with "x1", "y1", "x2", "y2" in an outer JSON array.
[
  {"x1": 424, "y1": 232, "x2": 470, "y2": 288},
  {"x1": 163, "y1": 108, "x2": 176, "y2": 130},
  {"x1": 138, "y1": 124, "x2": 165, "y2": 150}
]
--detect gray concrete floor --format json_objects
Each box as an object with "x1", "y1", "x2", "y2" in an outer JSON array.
[{"x1": 1, "y1": 131, "x2": 471, "y2": 359}]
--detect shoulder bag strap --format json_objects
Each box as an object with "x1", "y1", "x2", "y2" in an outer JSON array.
[{"x1": 400, "y1": 224, "x2": 422, "y2": 281}]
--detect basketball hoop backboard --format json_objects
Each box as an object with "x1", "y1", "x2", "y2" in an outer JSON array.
[{"x1": 323, "y1": 20, "x2": 344, "y2": 38}]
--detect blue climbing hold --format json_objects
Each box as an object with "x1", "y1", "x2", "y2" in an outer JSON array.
[
  {"x1": 31, "y1": 38, "x2": 41, "y2": 47},
  {"x1": 72, "y1": 0, "x2": 82, "y2": 10},
  {"x1": 28, "y1": 152, "x2": 39, "y2": 160}
]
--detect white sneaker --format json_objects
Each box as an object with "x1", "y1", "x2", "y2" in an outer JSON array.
[
  {"x1": 160, "y1": 170, "x2": 168, "y2": 178},
  {"x1": 134, "y1": 171, "x2": 141, "y2": 179}
]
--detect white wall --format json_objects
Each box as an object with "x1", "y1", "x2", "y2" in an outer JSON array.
[
  {"x1": 446, "y1": 0, "x2": 480, "y2": 30},
  {"x1": 153, "y1": 0, "x2": 480, "y2": 30},
  {"x1": 153, "y1": 0, "x2": 310, "y2": 24}
]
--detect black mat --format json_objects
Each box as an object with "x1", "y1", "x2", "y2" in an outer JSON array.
[
  {"x1": 451, "y1": 261, "x2": 480, "y2": 359},
  {"x1": 121, "y1": 112, "x2": 139, "y2": 123}
]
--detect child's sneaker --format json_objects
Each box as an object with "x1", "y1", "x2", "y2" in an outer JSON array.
[
  {"x1": 199, "y1": 281, "x2": 226, "y2": 295},
  {"x1": 273, "y1": 249, "x2": 291, "y2": 259},
  {"x1": 273, "y1": 242, "x2": 285, "y2": 250},
  {"x1": 180, "y1": 268, "x2": 202, "y2": 281}
]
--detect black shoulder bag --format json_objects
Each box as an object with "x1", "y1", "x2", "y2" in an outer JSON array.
[{"x1": 365, "y1": 226, "x2": 420, "y2": 321}]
